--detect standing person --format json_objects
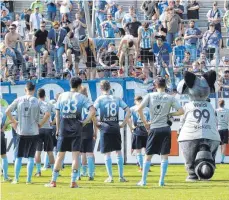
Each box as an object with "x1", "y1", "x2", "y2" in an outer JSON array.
[
  {"x1": 115, "y1": 5, "x2": 125, "y2": 37},
  {"x1": 136, "y1": 77, "x2": 184, "y2": 186},
  {"x1": 47, "y1": 21, "x2": 67, "y2": 77},
  {"x1": 95, "y1": 0, "x2": 108, "y2": 37},
  {"x1": 187, "y1": 0, "x2": 199, "y2": 26},
  {"x1": 45, "y1": 0, "x2": 57, "y2": 22},
  {"x1": 45, "y1": 77, "x2": 95, "y2": 188},
  {"x1": 3, "y1": 0, "x2": 14, "y2": 21},
  {"x1": 128, "y1": 96, "x2": 150, "y2": 172},
  {"x1": 223, "y1": 5, "x2": 229, "y2": 48},
  {"x1": 216, "y1": 99, "x2": 229, "y2": 164},
  {"x1": 24, "y1": 9, "x2": 32, "y2": 32},
  {"x1": 94, "y1": 80, "x2": 131, "y2": 183},
  {"x1": 72, "y1": 12, "x2": 87, "y2": 39},
  {"x1": 122, "y1": 6, "x2": 137, "y2": 28},
  {"x1": 12, "y1": 14, "x2": 26, "y2": 39},
  {"x1": 5, "y1": 82, "x2": 48, "y2": 184},
  {"x1": 100, "y1": 13, "x2": 117, "y2": 39},
  {"x1": 125, "y1": 16, "x2": 142, "y2": 38},
  {"x1": 30, "y1": 0, "x2": 44, "y2": 15},
  {"x1": 59, "y1": 0, "x2": 72, "y2": 21},
  {"x1": 35, "y1": 89, "x2": 55, "y2": 177},
  {"x1": 29, "y1": 6, "x2": 43, "y2": 32},
  {"x1": 79, "y1": 86, "x2": 97, "y2": 181}
]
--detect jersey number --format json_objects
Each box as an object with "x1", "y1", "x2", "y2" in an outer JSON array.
[
  {"x1": 62, "y1": 100, "x2": 77, "y2": 114},
  {"x1": 193, "y1": 109, "x2": 210, "y2": 123},
  {"x1": 105, "y1": 102, "x2": 117, "y2": 117}
]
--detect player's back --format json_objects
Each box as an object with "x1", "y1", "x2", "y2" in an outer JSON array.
[
  {"x1": 216, "y1": 108, "x2": 229, "y2": 131},
  {"x1": 179, "y1": 101, "x2": 220, "y2": 142},
  {"x1": 39, "y1": 100, "x2": 52, "y2": 129}
]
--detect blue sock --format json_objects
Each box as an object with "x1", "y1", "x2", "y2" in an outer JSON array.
[
  {"x1": 43, "y1": 153, "x2": 49, "y2": 168},
  {"x1": 2, "y1": 157, "x2": 8, "y2": 180},
  {"x1": 142, "y1": 161, "x2": 151, "y2": 185},
  {"x1": 117, "y1": 155, "x2": 124, "y2": 178},
  {"x1": 82, "y1": 165, "x2": 87, "y2": 175},
  {"x1": 71, "y1": 169, "x2": 78, "y2": 182},
  {"x1": 27, "y1": 157, "x2": 34, "y2": 183},
  {"x1": 77, "y1": 155, "x2": 81, "y2": 179},
  {"x1": 36, "y1": 163, "x2": 41, "y2": 173},
  {"x1": 50, "y1": 164, "x2": 54, "y2": 171},
  {"x1": 105, "y1": 156, "x2": 112, "y2": 178},
  {"x1": 87, "y1": 156, "x2": 94, "y2": 178},
  {"x1": 51, "y1": 170, "x2": 59, "y2": 182},
  {"x1": 14, "y1": 157, "x2": 22, "y2": 181},
  {"x1": 137, "y1": 153, "x2": 143, "y2": 169},
  {"x1": 221, "y1": 154, "x2": 225, "y2": 163},
  {"x1": 159, "y1": 159, "x2": 168, "y2": 185}
]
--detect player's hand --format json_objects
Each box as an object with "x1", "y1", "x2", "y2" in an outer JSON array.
[
  {"x1": 11, "y1": 121, "x2": 18, "y2": 131},
  {"x1": 144, "y1": 123, "x2": 150, "y2": 131},
  {"x1": 93, "y1": 133, "x2": 97, "y2": 140}
]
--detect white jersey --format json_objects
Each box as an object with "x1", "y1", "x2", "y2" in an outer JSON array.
[
  {"x1": 216, "y1": 107, "x2": 229, "y2": 131},
  {"x1": 179, "y1": 101, "x2": 221, "y2": 142},
  {"x1": 141, "y1": 92, "x2": 181, "y2": 129},
  {"x1": 39, "y1": 100, "x2": 52, "y2": 129}
]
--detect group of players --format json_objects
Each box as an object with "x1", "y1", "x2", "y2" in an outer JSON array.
[{"x1": 1, "y1": 76, "x2": 228, "y2": 188}]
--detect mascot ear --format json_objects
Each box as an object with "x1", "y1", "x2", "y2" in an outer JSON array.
[
  {"x1": 177, "y1": 79, "x2": 188, "y2": 94},
  {"x1": 184, "y1": 71, "x2": 196, "y2": 88},
  {"x1": 203, "y1": 70, "x2": 216, "y2": 93}
]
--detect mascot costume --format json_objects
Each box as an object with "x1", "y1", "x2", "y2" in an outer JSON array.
[{"x1": 177, "y1": 70, "x2": 221, "y2": 181}]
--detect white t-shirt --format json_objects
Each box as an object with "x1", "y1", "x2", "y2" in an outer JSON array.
[
  {"x1": 12, "y1": 20, "x2": 26, "y2": 37},
  {"x1": 29, "y1": 13, "x2": 43, "y2": 30},
  {"x1": 60, "y1": 0, "x2": 71, "y2": 14}
]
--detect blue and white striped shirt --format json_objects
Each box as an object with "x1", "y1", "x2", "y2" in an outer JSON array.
[{"x1": 139, "y1": 26, "x2": 154, "y2": 49}]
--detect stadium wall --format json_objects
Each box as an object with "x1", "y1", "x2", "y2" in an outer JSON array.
[{"x1": 1, "y1": 78, "x2": 229, "y2": 164}]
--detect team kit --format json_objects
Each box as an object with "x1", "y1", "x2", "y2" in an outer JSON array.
[{"x1": 1, "y1": 71, "x2": 228, "y2": 188}]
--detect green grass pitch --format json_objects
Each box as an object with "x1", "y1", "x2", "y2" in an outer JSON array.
[{"x1": 1, "y1": 164, "x2": 229, "y2": 200}]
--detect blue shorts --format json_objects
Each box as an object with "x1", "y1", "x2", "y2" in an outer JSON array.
[
  {"x1": 132, "y1": 134, "x2": 147, "y2": 150},
  {"x1": 57, "y1": 136, "x2": 81, "y2": 152},
  {"x1": 100, "y1": 132, "x2": 121, "y2": 154},
  {"x1": 15, "y1": 135, "x2": 39, "y2": 158},
  {"x1": 35, "y1": 45, "x2": 47, "y2": 54},
  {"x1": 146, "y1": 126, "x2": 171, "y2": 155},
  {"x1": 37, "y1": 128, "x2": 54, "y2": 152},
  {"x1": 80, "y1": 138, "x2": 94, "y2": 153},
  {"x1": 1, "y1": 133, "x2": 6, "y2": 155}
]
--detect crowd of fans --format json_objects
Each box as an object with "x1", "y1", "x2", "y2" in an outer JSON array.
[{"x1": 0, "y1": 0, "x2": 229, "y2": 92}]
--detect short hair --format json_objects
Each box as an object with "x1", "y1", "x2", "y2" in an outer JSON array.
[
  {"x1": 134, "y1": 96, "x2": 143, "y2": 102},
  {"x1": 37, "y1": 88, "x2": 45, "y2": 98},
  {"x1": 155, "y1": 77, "x2": 166, "y2": 88},
  {"x1": 25, "y1": 82, "x2": 35, "y2": 91},
  {"x1": 100, "y1": 80, "x2": 111, "y2": 91},
  {"x1": 175, "y1": 37, "x2": 183, "y2": 42},
  {"x1": 189, "y1": 20, "x2": 195, "y2": 24},
  {"x1": 10, "y1": 24, "x2": 17, "y2": 29},
  {"x1": 185, "y1": 51, "x2": 191, "y2": 55},
  {"x1": 219, "y1": 99, "x2": 225, "y2": 107},
  {"x1": 70, "y1": 77, "x2": 82, "y2": 89},
  {"x1": 128, "y1": 40, "x2": 134, "y2": 48}
]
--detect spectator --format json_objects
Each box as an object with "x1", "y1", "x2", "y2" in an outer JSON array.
[
  {"x1": 125, "y1": 15, "x2": 141, "y2": 38},
  {"x1": 111, "y1": 69, "x2": 119, "y2": 78},
  {"x1": 198, "y1": 52, "x2": 211, "y2": 67},
  {"x1": 72, "y1": 12, "x2": 87, "y2": 38},
  {"x1": 163, "y1": 7, "x2": 182, "y2": 45},
  {"x1": 3, "y1": 0, "x2": 14, "y2": 21},
  {"x1": 174, "y1": 0, "x2": 184, "y2": 19},
  {"x1": 30, "y1": 0, "x2": 44, "y2": 15},
  {"x1": 5, "y1": 24, "x2": 27, "y2": 79},
  {"x1": 138, "y1": 22, "x2": 155, "y2": 74},
  {"x1": 20, "y1": 8, "x2": 27, "y2": 20},
  {"x1": 78, "y1": 69, "x2": 87, "y2": 80},
  {"x1": 96, "y1": 68, "x2": 105, "y2": 78},
  {"x1": 79, "y1": 35, "x2": 97, "y2": 80},
  {"x1": 115, "y1": 5, "x2": 125, "y2": 37},
  {"x1": 153, "y1": 35, "x2": 176, "y2": 91},
  {"x1": 106, "y1": 1, "x2": 118, "y2": 18},
  {"x1": 187, "y1": 0, "x2": 199, "y2": 25},
  {"x1": 158, "y1": 0, "x2": 168, "y2": 15},
  {"x1": 210, "y1": 53, "x2": 224, "y2": 67},
  {"x1": 1, "y1": 7, "x2": 11, "y2": 26},
  {"x1": 222, "y1": 56, "x2": 229, "y2": 67},
  {"x1": 190, "y1": 61, "x2": 204, "y2": 76},
  {"x1": 30, "y1": 6, "x2": 44, "y2": 32},
  {"x1": 32, "y1": 21, "x2": 49, "y2": 66},
  {"x1": 122, "y1": 6, "x2": 137, "y2": 28},
  {"x1": 141, "y1": 0, "x2": 159, "y2": 20},
  {"x1": 95, "y1": 0, "x2": 108, "y2": 37},
  {"x1": 202, "y1": 23, "x2": 222, "y2": 60},
  {"x1": 150, "y1": 13, "x2": 162, "y2": 33},
  {"x1": 61, "y1": 13, "x2": 71, "y2": 33},
  {"x1": 206, "y1": 1, "x2": 223, "y2": 33},
  {"x1": 183, "y1": 51, "x2": 192, "y2": 70},
  {"x1": 180, "y1": 0, "x2": 188, "y2": 19},
  {"x1": 138, "y1": 66, "x2": 154, "y2": 84},
  {"x1": 12, "y1": 14, "x2": 26, "y2": 39},
  {"x1": 24, "y1": 9, "x2": 32, "y2": 31},
  {"x1": 59, "y1": 0, "x2": 73, "y2": 21},
  {"x1": 101, "y1": 13, "x2": 117, "y2": 39},
  {"x1": 63, "y1": 31, "x2": 80, "y2": 74},
  {"x1": 47, "y1": 21, "x2": 67, "y2": 77},
  {"x1": 63, "y1": 59, "x2": 75, "y2": 78},
  {"x1": 223, "y1": 6, "x2": 229, "y2": 48},
  {"x1": 45, "y1": 0, "x2": 57, "y2": 22},
  {"x1": 157, "y1": 26, "x2": 167, "y2": 38},
  {"x1": 184, "y1": 20, "x2": 202, "y2": 61},
  {"x1": 199, "y1": 60, "x2": 209, "y2": 73},
  {"x1": 0, "y1": 21, "x2": 7, "y2": 41}
]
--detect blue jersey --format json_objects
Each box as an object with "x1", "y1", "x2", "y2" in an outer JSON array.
[
  {"x1": 130, "y1": 106, "x2": 150, "y2": 136},
  {"x1": 94, "y1": 94, "x2": 128, "y2": 134},
  {"x1": 81, "y1": 107, "x2": 94, "y2": 139},
  {"x1": 56, "y1": 92, "x2": 93, "y2": 137},
  {"x1": 139, "y1": 26, "x2": 154, "y2": 49}
]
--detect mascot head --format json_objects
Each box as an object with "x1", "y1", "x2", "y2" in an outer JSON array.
[{"x1": 177, "y1": 70, "x2": 216, "y2": 101}]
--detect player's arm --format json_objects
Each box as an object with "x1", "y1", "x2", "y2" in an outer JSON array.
[
  {"x1": 138, "y1": 108, "x2": 150, "y2": 130},
  {"x1": 127, "y1": 118, "x2": 135, "y2": 133},
  {"x1": 120, "y1": 107, "x2": 131, "y2": 128},
  {"x1": 56, "y1": 109, "x2": 60, "y2": 136},
  {"x1": 168, "y1": 108, "x2": 184, "y2": 117},
  {"x1": 92, "y1": 116, "x2": 98, "y2": 140},
  {"x1": 5, "y1": 99, "x2": 18, "y2": 131},
  {"x1": 82, "y1": 106, "x2": 96, "y2": 127},
  {"x1": 39, "y1": 111, "x2": 50, "y2": 128}
]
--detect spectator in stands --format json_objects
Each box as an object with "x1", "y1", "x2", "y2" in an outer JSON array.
[
  {"x1": 106, "y1": 1, "x2": 118, "y2": 18},
  {"x1": 95, "y1": 0, "x2": 108, "y2": 37},
  {"x1": 163, "y1": 6, "x2": 182, "y2": 45},
  {"x1": 24, "y1": 9, "x2": 32, "y2": 32},
  {"x1": 141, "y1": 0, "x2": 159, "y2": 20},
  {"x1": 158, "y1": 0, "x2": 168, "y2": 14},
  {"x1": 223, "y1": 6, "x2": 229, "y2": 48},
  {"x1": 30, "y1": 0, "x2": 44, "y2": 15},
  {"x1": 210, "y1": 53, "x2": 224, "y2": 67},
  {"x1": 63, "y1": 31, "x2": 80, "y2": 74},
  {"x1": 20, "y1": 8, "x2": 27, "y2": 20},
  {"x1": 180, "y1": 0, "x2": 188, "y2": 19},
  {"x1": 30, "y1": 6, "x2": 44, "y2": 32},
  {"x1": 225, "y1": 0, "x2": 229, "y2": 11},
  {"x1": 199, "y1": 60, "x2": 209, "y2": 73},
  {"x1": 190, "y1": 61, "x2": 204, "y2": 76},
  {"x1": 125, "y1": 15, "x2": 141, "y2": 38},
  {"x1": 78, "y1": 69, "x2": 87, "y2": 80},
  {"x1": 219, "y1": 70, "x2": 229, "y2": 97},
  {"x1": 150, "y1": 13, "x2": 162, "y2": 33},
  {"x1": 5, "y1": 24, "x2": 27, "y2": 79},
  {"x1": 3, "y1": 0, "x2": 14, "y2": 21},
  {"x1": 97, "y1": 68, "x2": 105, "y2": 78},
  {"x1": 172, "y1": 37, "x2": 186, "y2": 84},
  {"x1": 138, "y1": 66, "x2": 153, "y2": 84},
  {"x1": 183, "y1": 51, "x2": 192, "y2": 71},
  {"x1": 198, "y1": 52, "x2": 211, "y2": 67},
  {"x1": 13, "y1": 14, "x2": 26, "y2": 39},
  {"x1": 122, "y1": 6, "x2": 137, "y2": 28},
  {"x1": 153, "y1": 35, "x2": 176, "y2": 91},
  {"x1": 138, "y1": 22, "x2": 155, "y2": 75},
  {"x1": 174, "y1": 0, "x2": 184, "y2": 19},
  {"x1": 202, "y1": 23, "x2": 222, "y2": 61},
  {"x1": 207, "y1": 1, "x2": 223, "y2": 34},
  {"x1": 63, "y1": 59, "x2": 75, "y2": 78},
  {"x1": 0, "y1": 21, "x2": 7, "y2": 41},
  {"x1": 184, "y1": 20, "x2": 202, "y2": 61},
  {"x1": 61, "y1": 14, "x2": 71, "y2": 33},
  {"x1": 72, "y1": 12, "x2": 87, "y2": 39},
  {"x1": 79, "y1": 35, "x2": 97, "y2": 80},
  {"x1": 1, "y1": 7, "x2": 11, "y2": 26},
  {"x1": 111, "y1": 69, "x2": 119, "y2": 78},
  {"x1": 59, "y1": 0, "x2": 73, "y2": 21},
  {"x1": 222, "y1": 56, "x2": 229, "y2": 67},
  {"x1": 187, "y1": 0, "x2": 199, "y2": 26},
  {"x1": 47, "y1": 21, "x2": 67, "y2": 77},
  {"x1": 115, "y1": 5, "x2": 126, "y2": 37},
  {"x1": 32, "y1": 21, "x2": 49, "y2": 66},
  {"x1": 101, "y1": 13, "x2": 117, "y2": 39},
  {"x1": 157, "y1": 27, "x2": 167, "y2": 38},
  {"x1": 45, "y1": 0, "x2": 57, "y2": 22}
]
